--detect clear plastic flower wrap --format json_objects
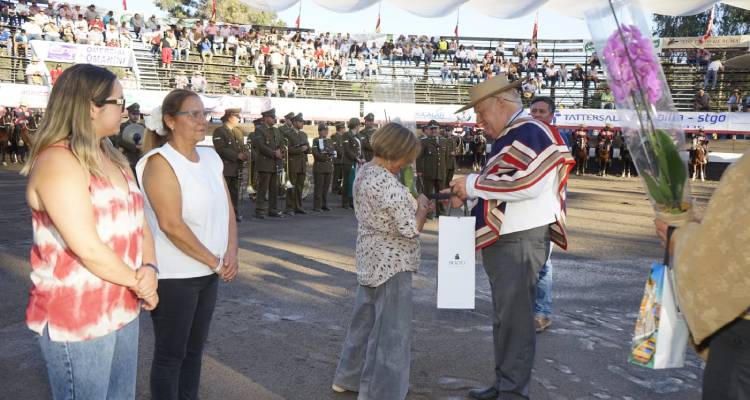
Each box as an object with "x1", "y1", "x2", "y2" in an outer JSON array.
[{"x1": 585, "y1": 0, "x2": 693, "y2": 224}]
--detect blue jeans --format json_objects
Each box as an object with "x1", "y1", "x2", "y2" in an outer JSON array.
[
  {"x1": 704, "y1": 69, "x2": 718, "y2": 90},
  {"x1": 38, "y1": 317, "x2": 140, "y2": 400},
  {"x1": 534, "y1": 257, "x2": 553, "y2": 317}
]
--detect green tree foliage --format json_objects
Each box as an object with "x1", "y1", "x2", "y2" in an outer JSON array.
[
  {"x1": 155, "y1": 0, "x2": 284, "y2": 25},
  {"x1": 652, "y1": 4, "x2": 750, "y2": 37}
]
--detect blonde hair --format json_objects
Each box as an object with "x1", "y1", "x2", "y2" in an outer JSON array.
[
  {"x1": 371, "y1": 122, "x2": 421, "y2": 164},
  {"x1": 21, "y1": 64, "x2": 127, "y2": 176},
  {"x1": 142, "y1": 89, "x2": 199, "y2": 153}
]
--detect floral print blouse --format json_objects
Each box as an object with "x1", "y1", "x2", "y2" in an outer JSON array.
[{"x1": 353, "y1": 162, "x2": 420, "y2": 287}]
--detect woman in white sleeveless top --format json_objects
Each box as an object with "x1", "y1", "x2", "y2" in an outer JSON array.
[{"x1": 135, "y1": 89, "x2": 239, "y2": 400}]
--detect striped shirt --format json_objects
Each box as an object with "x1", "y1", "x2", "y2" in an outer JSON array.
[{"x1": 26, "y1": 167, "x2": 143, "y2": 342}]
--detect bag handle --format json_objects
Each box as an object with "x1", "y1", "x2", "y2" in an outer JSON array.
[{"x1": 447, "y1": 200, "x2": 469, "y2": 217}]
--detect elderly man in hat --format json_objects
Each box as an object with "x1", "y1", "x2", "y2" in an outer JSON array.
[
  {"x1": 357, "y1": 113, "x2": 376, "y2": 162},
  {"x1": 110, "y1": 102, "x2": 145, "y2": 172},
  {"x1": 444, "y1": 74, "x2": 574, "y2": 400},
  {"x1": 252, "y1": 107, "x2": 285, "y2": 218},
  {"x1": 213, "y1": 108, "x2": 249, "y2": 221},
  {"x1": 312, "y1": 123, "x2": 335, "y2": 212},
  {"x1": 284, "y1": 113, "x2": 310, "y2": 214},
  {"x1": 417, "y1": 119, "x2": 448, "y2": 217}
]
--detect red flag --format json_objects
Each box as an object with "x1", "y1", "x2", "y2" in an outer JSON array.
[
  {"x1": 375, "y1": 13, "x2": 381, "y2": 33},
  {"x1": 531, "y1": 12, "x2": 538, "y2": 46},
  {"x1": 211, "y1": 0, "x2": 216, "y2": 20},
  {"x1": 295, "y1": 14, "x2": 300, "y2": 29},
  {"x1": 122, "y1": 0, "x2": 127, "y2": 10},
  {"x1": 699, "y1": 6, "x2": 714, "y2": 43}
]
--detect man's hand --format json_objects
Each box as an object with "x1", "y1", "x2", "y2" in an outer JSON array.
[
  {"x1": 274, "y1": 149, "x2": 283, "y2": 159},
  {"x1": 141, "y1": 293, "x2": 159, "y2": 311},
  {"x1": 238, "y1": 152, "x2": 248, "y2": 161},
  {"x1": 132, "y1": 266, "x2": 158, "y2": 299}
]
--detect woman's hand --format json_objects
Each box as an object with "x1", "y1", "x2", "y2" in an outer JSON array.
[
  {"x1": 220, "y1": 248, "x2": 239, "y2": 283},
  {"x1": 416, "y1": 194, "x2": 434, "y2": 214},
  {"x1": 132, "y1": 266, "x2": 158, "y2": 299},
  {"x1": 141, "y1": 292, "x2": 159, "y2": 311}
]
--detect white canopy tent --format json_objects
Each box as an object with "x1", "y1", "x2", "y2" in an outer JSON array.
[{"x1": 239, "y1": 0, "x2": 750, "y2": 18}]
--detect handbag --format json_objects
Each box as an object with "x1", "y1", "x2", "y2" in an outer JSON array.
[
  {"x1": 437, "y1": 204, "x2": 476, "y2": 309},
  {"x1": 629, "y1": 230, "x2": 689, "y2": 369}
]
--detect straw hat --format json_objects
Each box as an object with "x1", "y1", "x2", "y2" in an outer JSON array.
[{"x1": 455, "y1": 74, "x2": 522, "y2": 113}]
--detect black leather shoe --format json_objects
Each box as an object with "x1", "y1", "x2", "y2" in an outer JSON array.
[
  {"x1": 468, "y1": 386, "x2": 499, "y2": 400},
  {"x1": 254, "y1": 214, "x2": 266, "y2": 220},
  {"x1": 295, "y1": 209, "x2": 307, "y2": 215},
  {"x1": 321, "y1": 207, "x2": 331, "y2": 212},
  {"x1": 268, "y1": 212, "x2": 284, "y2": 218}
]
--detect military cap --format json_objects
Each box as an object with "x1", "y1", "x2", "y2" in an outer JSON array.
[
  {"x1": 318, "y1": 123, "x2": 329, "y2": 131},
  {"x1": 335, "y1": 121, "x2": 346, "y2": 129},
  {"x1": 261, "y1": 108, "x2": 276, "y2": 118},
  {"x1": 293, "y1": 112, "x2": 304, "y2": 122},
  {"x1": 347, "y1": 117, "x2": 360, "y2": 129},
  {"x1": 253, "y1": 118, "x2": 263, "y2": 125},
  {"x1": 364, "y1": 113, "x2": 374, "y2": 121},
  {"x1": 284, "y1": 111, "x2": 295, "y2": 120},
  {"x1": 126, "y1": 103, "x2": 140, "y2": 113},
  {"x1": 426, "y1": 119, "x2": 439, "y2": 129},
  {"x1": 221, "y1": 108, "x2": 241, "y2": 122}
]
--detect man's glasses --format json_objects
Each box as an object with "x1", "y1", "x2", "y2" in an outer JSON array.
[
  {"x1": 99, "y1": 98, "x2": 125, "y2": 112},
  {"x1": 174, "y1": 109, "x2": 212, "y2": 121}
]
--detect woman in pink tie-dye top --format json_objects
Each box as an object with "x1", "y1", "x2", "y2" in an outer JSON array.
[{"x1": 21, "y1": 64, "x2": 158, "y2": 400}]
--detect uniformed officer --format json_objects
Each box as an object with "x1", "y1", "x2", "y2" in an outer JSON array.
[
  {"x1": 341, "y1": 117, "x2": 364, "y2": 209},
  {"x1": 248, "y1": 118, "x2": 263, "y2": 194},
  {"x1": 284, "y1": 112, "x2": 310, "y2": 214},
  {"x1": 416, "y1": 119, "x2": 447, "y2": 217},
  {"x1": 442, "y1": 124, "x2": 457, "y2": 184},
  {"x1": 358, "y1": 112, "x2": 376, "y2": 162},
  {"x1": 280, "y1": 111, "x2": 296, "y2": 138},
  {"x1": 112, "y1": 102, "x2": 145, "y2": 172},
  {"x1": 252, "y1": 107, "x2": 285, "y2": 219},
  {"x1": 311, "y1": 123, "x2": 334, "y2": 212},
  {"x1": 330, "y1": 122, "x2": 346, "y2": 195},
  {"x1": 212, "y1": 108, "x2": 249, "y2": 221}
]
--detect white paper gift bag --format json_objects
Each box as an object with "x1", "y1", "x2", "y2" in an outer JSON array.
[{"x1": 437, "y1": 215, "x2": 476, "y2": 309}]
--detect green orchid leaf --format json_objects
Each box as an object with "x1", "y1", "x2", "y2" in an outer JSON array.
[
  {"x1": 655, "y1": 130, "x2": 688, "y2": 205},
  {"x1": 641, "y1": 172, "x2": 668, "y2": 205}
]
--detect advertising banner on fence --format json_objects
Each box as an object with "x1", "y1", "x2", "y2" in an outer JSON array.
[{"x1": 30, "y1": 40, "x2": 136, "y2": 68}]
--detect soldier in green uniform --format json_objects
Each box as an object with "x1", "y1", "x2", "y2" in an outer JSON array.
[
  {"x1": 284, "y1": 112, "x2": 310, "y2": 214},
  {"x1": 416, "y1": 119, "x2": 447, "y2": 217},
  {"x1": 311, "y1": 123, "x2": 334, "y2": 212},
  {"x1": 212, "y1": 108, "x2": 249, "y2": 222},
  {"x1": 252, "y1": 108, "x2": 285, "y2": 219},
  {"x1": 248, "y1": 118, "x2": 263, "y2": 195},
  {"x1": 357, "y1": 112, "x2": 376, "y2": 162},
  {"x1": 341, "y1": 117, "x2": 364, "y2": 209},
  {"x1": 112, "y1": 102, "x2": 145, "y2": 173},
  {"x1": 442, "y1": 124, "x2": 457, "y2": 184},
  {"x1": 330, "y1": 122, "x2": 346, "y2": 195}
]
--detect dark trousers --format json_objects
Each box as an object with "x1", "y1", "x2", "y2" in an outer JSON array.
[
  {"x1": 314, "y1": 172, "x2": 332, "y2": 209},
  {"x1": 333, "y1": 163, "x2": 343, "y2": 194},
  {"x1": 150, "y1": 274, "x2": 218, "y2": 400},
  {"x1": 422, "y1": 177, "x2": 445, "y2": 216},
  {"x1": 224, "y1": 176, "x2": 240, "y2": 218},
  {"x1": 481, "y1": 226, "x2": 550, "y2": 399},
  {"x1": 285, "y1": 171, "x2": 306, "y2": 211},
  {"x1": 341, "y1": 164, "x2": 354, "y2": 207},
  {"x1": 446, "y1": 168, "x2": 455, "y2": 186},
  {"x1": 255, "y1": 171, "x2": 279, "y2": 215},
  {"x1": 703, "y1": 318, "x2": 750, "y2": 400}
]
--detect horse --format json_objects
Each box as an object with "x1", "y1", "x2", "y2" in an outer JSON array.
[
  {"x1": 620, "y1": 141, "x2": 634, "y2": 178},
  {"x1": 597, "y1": 138, "x2": 613, "y2": 177},
  {"x1": 573, "y1": 136, "x2": 588, "y2": 175},
  {"x1": 0, "y1": 124, "x2": 11, "y2": 166},
  {"x1": 691, "y1": 145, "x2": 708, "y2": 181}
]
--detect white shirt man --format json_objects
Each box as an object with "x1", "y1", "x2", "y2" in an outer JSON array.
[
  {"x1": 281, "y1": 79, "x2": 297, "y2": 97},
  {"x1": 265, "y1": 77, "x2": 279, "y2": 97}
]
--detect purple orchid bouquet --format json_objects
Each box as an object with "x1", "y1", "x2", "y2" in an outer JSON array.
[{"x1": 586, "y1": 0, "x2": 692, "y2": 221}]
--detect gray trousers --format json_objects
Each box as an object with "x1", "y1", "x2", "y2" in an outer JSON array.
[
  {"x1": 481, "y1": 226, "x2": 550, "y2": 400},
  {"x1": 333, "y1": 271, "x2": 413, "y2": 400}
]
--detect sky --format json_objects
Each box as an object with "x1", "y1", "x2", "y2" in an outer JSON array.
[{"x1": 126, "y1": 0, "x2": 593, "y2": 40}]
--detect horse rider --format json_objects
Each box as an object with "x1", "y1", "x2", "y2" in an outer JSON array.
[
  {"x1": 597, "y1": 123, "x2": 615, "y2": 157},
  {"x1": 112, "y1": 102, "x2": 145, "y2": 172},
  {"x1": 213, "y1": 108, "x2": 250, "y2": 222},
  {"x1": 11, "y1": 101, "x2": 31, "y2": 164}
]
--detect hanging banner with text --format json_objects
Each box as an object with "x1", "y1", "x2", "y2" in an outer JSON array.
[{"x1": 30, "y1": 40, "x2": 136, "y2": 68}]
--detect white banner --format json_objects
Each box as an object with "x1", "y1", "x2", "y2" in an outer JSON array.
[
  {"x1": 0, "y1": 83, "x2": 51, "y2": 108},
  {"x1": 30, "y1": 40, "x2": 136, "y2": 68}
]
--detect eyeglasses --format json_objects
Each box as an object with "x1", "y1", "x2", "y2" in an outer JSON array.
[
  {"x1": 99, "y1": 97, "x2": 125, "y2": 112},
  {"x1": 174, "y1": 109, "x2": 211, "y2": 121}
]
